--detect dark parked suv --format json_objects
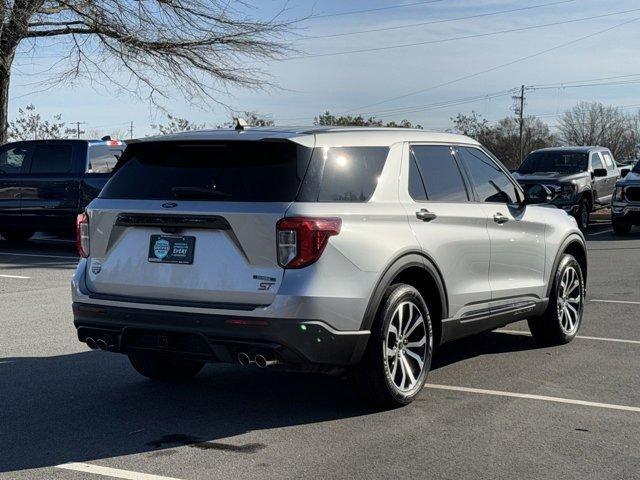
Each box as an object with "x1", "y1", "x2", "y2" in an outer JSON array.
[
  {"x1": 513, "y1": 147, "x2": 619, "y2": 230},
  {"x1": 0, "y1": 138, "x2": 124, "y2": 242}
]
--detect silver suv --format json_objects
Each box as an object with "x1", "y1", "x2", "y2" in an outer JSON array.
[{"x1": 72, "y1": 127, "x2": 587, "y2": 406}]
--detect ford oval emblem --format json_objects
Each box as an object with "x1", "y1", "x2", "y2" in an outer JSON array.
[{"x1": 161, "y1": 202, "x2": 178, "y2": 209}]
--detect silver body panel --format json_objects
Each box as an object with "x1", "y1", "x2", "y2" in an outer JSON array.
[{"x1": 72, "y1": 127, "x2": 585, "y2": 345}]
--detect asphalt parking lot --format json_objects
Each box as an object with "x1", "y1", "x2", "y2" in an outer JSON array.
[{"x1": 1, "y1": 223, "x2": 639, "y2": 480}]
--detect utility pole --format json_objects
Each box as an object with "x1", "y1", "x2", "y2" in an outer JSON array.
[
  {"x1": 513, "y1": 85, "x2": 526, "y2": 162},
  {"x1": 129, "y1": 121, "x2": 134, "y2": 139},
  {"x1": 72, "y1": 121, "x2": 86, "y2": 139}
]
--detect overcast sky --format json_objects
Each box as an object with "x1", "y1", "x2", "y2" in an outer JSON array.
[{"x1": 11, "y1": 0, "x2": 640, "y2": 137}]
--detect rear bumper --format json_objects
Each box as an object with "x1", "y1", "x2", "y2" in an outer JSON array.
[{"x1": 73, "y1": 302, "x2": 370, "y2": 366}]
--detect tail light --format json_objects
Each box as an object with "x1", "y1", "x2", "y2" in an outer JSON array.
[
  {"x1": 76, "y1": 212, "x2": 90, "y2": 258},
  {"x1": 276, "y1": 217, "x2": 341, "y2": 269}
]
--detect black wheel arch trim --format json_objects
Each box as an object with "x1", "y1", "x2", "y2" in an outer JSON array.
[
  {"x1": 546, "y1": 233, "x2": 587, "y2": 298},
  {"x1": 359, "y1": 250, "x2": 449, "y2": 333}
]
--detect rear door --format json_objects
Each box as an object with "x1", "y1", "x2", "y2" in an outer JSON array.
[
  {"x1": 455, "y1": 146, "x2": 547, "y2": 304},
  {"x1": 401, "y1": 143, "x2": 492, "y2": 322},
  {"x1": 21, "y1": 142, "x2": 82, "y2": 231},
  {"x1": 0, "y1": 143, "x2": 31, "y2": 225},
  {"x1": 84, "y1": 140, "x2": 312, "y2": 307}
]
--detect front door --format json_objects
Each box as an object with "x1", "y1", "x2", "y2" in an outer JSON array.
[
  {"x1": 455, "y1": 146, "x2": 547, "y2": 309},
  {"x1": 590, "y1": 152, "x2": 610, "y2": 205}
]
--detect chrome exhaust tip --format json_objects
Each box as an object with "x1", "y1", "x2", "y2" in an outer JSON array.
[
  {"x1": 85, "y1": 337, "x2": 97, "y2": 350},
  {"x1": 255, "y1": 354, "x2": 279, "y2": 368},
  {"x1": 237, "y1": 352, "x2": 252, "y2": 366},
  {"x1": 96, "y1": 338, "x2": 108, "y2": 351}
]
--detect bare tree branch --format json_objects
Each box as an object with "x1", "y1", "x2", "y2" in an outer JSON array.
[{"x1": 0, "y1": 0, "x2": 299, "y2": 142}]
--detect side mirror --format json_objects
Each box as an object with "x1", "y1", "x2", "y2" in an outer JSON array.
[
  {"x1": 593, "y1": 168, "x2": 607, "y2": 177},
  {"x1": 621, "y1": 168, "x2": 630, "y2": 178},
  {"x1": 523, "y1": 184, "x2": 553, "y2": 205}
]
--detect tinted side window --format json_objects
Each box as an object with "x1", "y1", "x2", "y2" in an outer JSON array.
[
  {"x1": 0, "y1": 146, "x2": 30, "y2": 174},
  {"x1": 457, "y1": 147, "x2": 519, "y2": 203},
  {"x1": 409, "y1": 146, "x2": 468, "y2": 202},
  {"x1": 591, "y1": 153, "x2": 604, "y2": 170},
  {"x1": 30, "y1": 145, "x2": 73, "y2": 174},
  {"x1": 312, "y1": 147, "x2": 388, "y2": 202}
]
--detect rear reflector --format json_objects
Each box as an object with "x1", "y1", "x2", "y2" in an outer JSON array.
[
  {"x1": 76, "y1": 213, "x2": 90, "y2": 258},
  {"x1": 225, "y1": 318, "x2": 270, "y2": 327},
  {"x1": 276, "y1": 217, "x2": 341, "y2": 269}
]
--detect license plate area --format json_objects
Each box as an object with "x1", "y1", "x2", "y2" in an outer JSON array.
[
  {"x1": 148, "y1": 234, "x2": 195, "y2": 264},
  {"x1": 124, "y1": 329, "x2": 211, "y2": 356}
]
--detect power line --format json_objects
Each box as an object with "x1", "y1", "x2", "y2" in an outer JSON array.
[
  {"x1": 309, "y1": 0, "x2": 445, "y2": 20},
  {"x1": 287, "y1": 7, "x2": 640, "y2": 61},
  {"x1": 342, "y1": 15, "x2": 640, "y2": 115},
  {"x1": 300, "y1": 0, "x2": 577, "y2": 40}
]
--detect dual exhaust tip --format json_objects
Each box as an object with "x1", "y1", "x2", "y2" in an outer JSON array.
[
  {"x1": 85, "y1": 336, "x2": 111, "y2": 351},
  {"x1": 237, "y1": 352, "x2": 279, "y2": 368}
]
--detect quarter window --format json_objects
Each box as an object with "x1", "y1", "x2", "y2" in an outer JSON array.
[
  {"x1": 409, "y1": 145, "x2": 468, "y2": 202},
  {"x1": 457, "y1": 147, "x2": 519, "y2": 204}
]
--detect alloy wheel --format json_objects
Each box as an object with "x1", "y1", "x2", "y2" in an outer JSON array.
[
  {"x1": 556, "y1": 266, "x2": 582, "y2": 334},
  {"x1": 384, "y1": 301, "x2": 429, "y2": 392}
]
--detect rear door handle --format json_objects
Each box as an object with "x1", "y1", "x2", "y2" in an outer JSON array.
[
  {"x1": 493, "y1": 213, "x2": 509, "y2": 224},
  {"x1": 416, "y1": 209, "x2": 437, "y2": 222}
]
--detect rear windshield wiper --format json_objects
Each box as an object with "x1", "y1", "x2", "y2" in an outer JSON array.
[{"x1": 171, "y1": 186, "x2": 232, "y2": 199}]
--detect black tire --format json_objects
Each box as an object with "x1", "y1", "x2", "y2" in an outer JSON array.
[
  {"x1": 0, "y1": 229, "x2": 35, "y2": 243},
  {"x1": 354, "y1": 284, "x2": 433, "y2": 407},
  {"x1": 574, "y1": 198, "x2": 590, "y2": 231},
  {"x1": 612, "y1": 220, "x2": 632, "y2": 235},
  {"x1": 128, "y1": 353, "x2": 204, "y2": 381},
  {"x1": 527, "y1": 254, "x2": 584, "y2": 346}
]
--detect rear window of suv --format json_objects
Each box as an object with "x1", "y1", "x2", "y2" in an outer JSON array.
[
  {"x1": 100, "y1": 141, "x2": 313, "y2": 202},
  {"x1": 101, "y1": 141, "x2": 389, "y2": 203}
]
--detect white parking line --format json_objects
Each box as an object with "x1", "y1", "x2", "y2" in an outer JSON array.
[
  {"x1": 0, "y1": 274, "x2": 30, "y2": 279},
  {"x1": 56, "y1": 462, "x2": 184, "y2": 480},
  {"x1": 498, "y1": 329, "x2": 640, "y2": 345},
  {"x1": 0, "y1": 252, "x2": 77, "y2": 260},
  {"x1": 424, "y1": 384, "x2": 640, "y2": 413},
  {"x1": 590, "y1": 299, "x2": 640, "y2": 306}
]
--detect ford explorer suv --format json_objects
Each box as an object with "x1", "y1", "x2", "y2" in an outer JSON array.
[
  {"x1": 513, "y1": 147, "x2": 619, "y2": 230},
  {"x1": 0, "y1": 138, "x2": 125, "y2": 242},
  {"x1": 611, "y1": 160, "x2": 640, "y2": 234},
  {"x1": 71, "y1": 127, "x2": 587, "y2": 407}
]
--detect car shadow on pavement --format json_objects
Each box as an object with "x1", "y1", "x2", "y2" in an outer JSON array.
[
  {"x1": 0, "y1": 331, "x2": 540, "y2": 474},
  {"x1": 431, "y1": 330, "x2": 537, "y2": 371}
]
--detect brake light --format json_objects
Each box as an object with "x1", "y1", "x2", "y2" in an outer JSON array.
[
  {"x1": 76, "y1": 213, "x2": 90, "y2": 258},
  {"x1": 276, "y1": 217, "x2": 341, "y2": 269},
  {"x1": 106, "y1": 140, "x2": 122, "y2": 146}
]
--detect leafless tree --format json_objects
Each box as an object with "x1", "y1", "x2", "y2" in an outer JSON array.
[
  {"x1": 151, "y1": 113, "x2": 206, "y2": 135},
  {"x1": 450, "y1": 112, "x2": 556, "y2": 168},
  {"x1": 0, "y1": 1, "x2": 297, "y2": 143},
  {"x1": 557, "y1": 102, "x2": 630, "y2": 159},
  {"x1": 8, "y1": 104, "x2": 67, "y2": 140}
]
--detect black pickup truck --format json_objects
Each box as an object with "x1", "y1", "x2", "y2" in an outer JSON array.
[
  {"x1": 0, "y1": 139, "x2": 125, "y2": 242},
  {"x1": 512, "y1": 146, "x2": 620, "y2": 230}
]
